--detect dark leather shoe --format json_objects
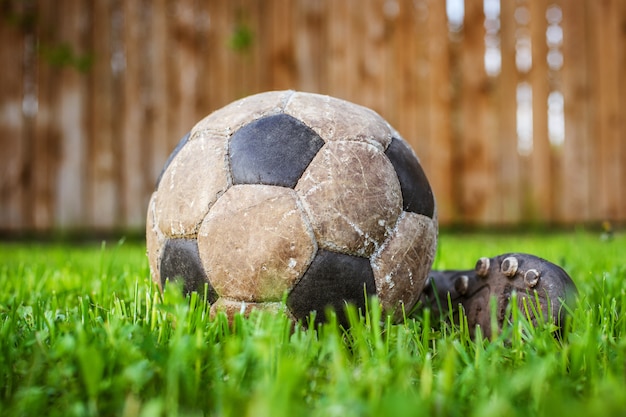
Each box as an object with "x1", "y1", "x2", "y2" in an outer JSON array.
[{"x1": 418, "y1": 253, "x2": 578, "y2": 339}]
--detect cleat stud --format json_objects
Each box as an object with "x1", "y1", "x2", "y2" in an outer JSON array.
[
  {"x1": 454, "y1": 274, "x2": 469, "y2": 295},
  {"x1": 475, "y1": 257, "x2": 491, "y2": 278},
  {"x1": 524, "y1": 269, "x2": 540, "y2": 287},
  {"x1": 500, "y1": 256, "x2": 519, "y2": 277}
]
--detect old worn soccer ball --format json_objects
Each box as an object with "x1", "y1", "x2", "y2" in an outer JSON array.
[{"x1": 146, "y1": 90, "x2": 437, "y2": 325}]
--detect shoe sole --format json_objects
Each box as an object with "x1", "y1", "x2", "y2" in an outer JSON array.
[{"x1": 418, "y1": 253, "x2": 578, "y2": 339}]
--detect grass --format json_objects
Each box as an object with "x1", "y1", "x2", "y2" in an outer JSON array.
[{"x1": 0, "y1": 231, "x2": 625, "y2": 416}]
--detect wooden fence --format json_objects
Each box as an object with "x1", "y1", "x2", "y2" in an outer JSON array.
[{"x1": 0, "y1": 0, "x2": 624, "y2": 232}]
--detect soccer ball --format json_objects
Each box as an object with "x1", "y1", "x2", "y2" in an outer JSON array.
[{"x1": 146, "y1": 90, "x2": 437, "y2": 326}]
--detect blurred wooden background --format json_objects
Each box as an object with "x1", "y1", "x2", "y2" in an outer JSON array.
[{"x1": 0, "y1": 0, "x2": 624, "y2": 232}]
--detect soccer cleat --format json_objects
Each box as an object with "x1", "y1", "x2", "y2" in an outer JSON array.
[{"x1": 418, "y1": 253, "x2": 578, "y2": 338}]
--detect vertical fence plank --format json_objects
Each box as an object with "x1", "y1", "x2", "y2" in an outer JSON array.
[
  {"x1": 233, "y1": 0, "x2": 264, "y2": 98},
  {"x1": 614, "y1": 1, "x2": 626, "y2": 223},
  {"x1": 326, "y1": 0, "x2": 351, "y2": 99},
  {"x1": 171, "y1": 0, "x2": 200, "y2": 139},
  {"x1": 164, "y1": 0, "x2": 179, "y2": 149},
  {"x1": 496, "y1": 0, "x2": 521, "y2": 224},
  {"x1": 88, "y1": 0, "x2": 119, "y2": 229},
  {"x1": 207, "y1": 0, "x2": 235, "y2": 111},
  {"x1": 390, "y1": 0, "x2": 417, "y2": 147},
  {"x1": 266, "y1": 0, "x2": 296, "y2": 90},
  {"x1": 425, "y1": 0, "x2": 453, "y2": 223},
  {"x1": 346, "y1": 0, "x2": 365, "y2": 103},
  {"x1": 32, "y1": 0, "x2": 62, "y2": 230},
  {"x1": 193, "y1": 0, "x2": 211, "y2": 116},
  {"x1": 54, "y1": 0, "x2": 89, "y2": 229},
  {"x1": 357, "y1": 0, "x2": 388, "y2": 114},
  {"x1": 383, "y1": 0, "x2": 402, "y2": 137},
  {"x1": 147, "y1": 0, "x2": 170, "y2": 186},
  {"x1": 559, "y1": 0, "x2": 592, "y2": 223},
  {"x1": 529, "y1": 0, "x2": 553, "y2": 222},
  {"x1": 589, "y1": 0, "x2": 623, "y2": 222},
  {"x1": 458, "y1": 0, "x2": 497, "y2": 224},
  {"x1": 295, "y1": 0, "x2": 326, "y2": 93},
  {"x1": 121, "y1": 0, "x2": 150, "y2": 228},
  {"x1": 393, "y1": 0, "x2": 429, "y2": 165},
  {"x1": 0, "y1": 7, "x2": 27, "y2": 230},
  {"x1": 111, "y1": 0, "x2": 125, "y2": 227}
]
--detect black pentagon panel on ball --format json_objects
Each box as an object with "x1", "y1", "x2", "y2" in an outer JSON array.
[
  {"x1": 156, "y1": 131, "x2": 191, "y2": 189},
  {"x1": 160, "y1": 238, "x2": 218, "y2": 302},
  {"x1": 385, "y1": 137, "x2": 435, "y2": 218},
  {"x1": 229, "y1": 113, "x2": 325, "y2": 188},
  {"x1": 287, "y1": 249, "x2": 376, "y2": 327}
]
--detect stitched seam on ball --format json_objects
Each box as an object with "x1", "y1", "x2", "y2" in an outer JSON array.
[
  {"x1": 288, "y1": 193, "x2": 320, "y2": 292},
  {"x1": 280, "y1": 89, "x2": 296, "y2": 111}
]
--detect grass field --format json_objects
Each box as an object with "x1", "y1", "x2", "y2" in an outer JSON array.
[{"x1": 1, "y1": 231, "x2": 625, "y2": 416}]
